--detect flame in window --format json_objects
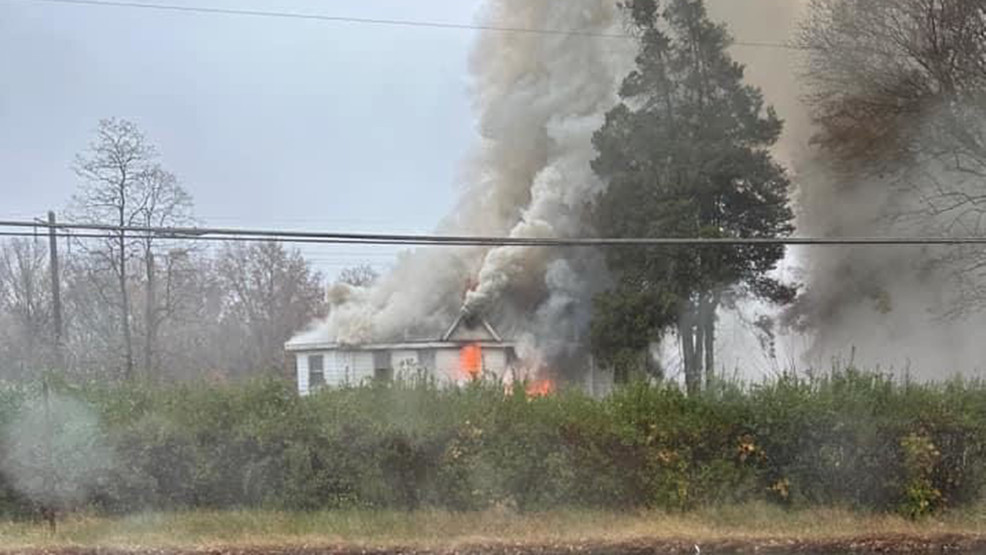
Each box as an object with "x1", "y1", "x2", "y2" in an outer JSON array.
[{"x1": 460, "y1": 344, "x2": 482, "y2": 379}]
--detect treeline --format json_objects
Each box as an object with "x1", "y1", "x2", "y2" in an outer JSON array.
[
  {"x1": 1, "y1": 370, "x2": 985, "y2": 518},
  {"x1": 0, "y1": 119, "x2": 329, "y2": 381}
]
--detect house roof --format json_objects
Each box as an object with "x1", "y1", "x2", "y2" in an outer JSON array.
[
  {"x1": 285, "y1": 339, "x2": 515, "y2": 353},
  {"x1": 285, "y1": 313, "x2": 510, "y2": 353},
  {"x1": 441, "y1": 312, "x2": 503, "y2": 342}
]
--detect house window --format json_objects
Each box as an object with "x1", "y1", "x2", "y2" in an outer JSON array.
[
  {"x1": 373, "y1": 351, "x2": 393, "y2": 382},
  {"x1": 418, "y1": 349, "x2": 437, "y2": 371},
  {"x1": 308, "y1": 354, "x2": 325, "y2": 389}
]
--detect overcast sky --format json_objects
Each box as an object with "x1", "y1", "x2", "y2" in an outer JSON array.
[
  {"x1": 0, "y1": 0, "x2": 485, "y2": 276},
  {"x1": 1, "y1": 0, "x2": 806, "y2": 281}
]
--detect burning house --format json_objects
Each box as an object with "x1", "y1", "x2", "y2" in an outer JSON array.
[
  {"x1": 286, "y1": 312, "x2": 518, "y2": 395},
  {"x1": 283, "y1": 0, "x2": 631, "y2": 399}
]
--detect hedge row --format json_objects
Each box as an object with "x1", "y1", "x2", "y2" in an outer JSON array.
[{"x1": 1, "y1": 370, "x2": 985, "y2": 517}]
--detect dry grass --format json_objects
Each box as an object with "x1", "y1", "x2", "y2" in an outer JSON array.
[{"x1": 2, "y1": 504, "x2": 986, "y2": 550}]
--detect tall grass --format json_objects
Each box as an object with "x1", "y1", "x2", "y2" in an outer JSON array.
[
  {"x1": 2, "y1": 370, "x2": 986, "y2": 518},
  {"x1": 5, "y1": 505, "x2": 986, "y2": 548}
]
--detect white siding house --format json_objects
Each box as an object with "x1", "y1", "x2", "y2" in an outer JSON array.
[{"x1": 286, "y1": 314, "x2": 517, "y2": 395}]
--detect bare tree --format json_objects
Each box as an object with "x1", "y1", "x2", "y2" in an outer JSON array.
[
  {"x1": 802, "y1": 0, "x2": 986, "y2": 164},
  {"x1": 802, "y1": 0, "x2": 986, "y2": 192},
  {"x1": 216, "y1": 242, "x2": 326, "y2": 375},
  {"x1": 801, "y1": 0, "x2": 986, "y2": 312},
  {"x1": 0, "y1": 239, "x2": 52, "y2": 378},
  {"x1": 133, "y1": 168, "x2": 193, "y2": 375},
  {"x1": 60, "y1": 245, "x2": 215, "y2": 381},
  {"x1": 71, "y1": 118, "x2": 193, "y2": 379},
  {"x1": 147, "y1": 252, "x2": 226, "y2": 380},
  {"x1": 60, "y1": 257, "x2": 126, "y2": 378},
  {"x1": 337, "y1": 264, "x2": 380, "y2": 288}
]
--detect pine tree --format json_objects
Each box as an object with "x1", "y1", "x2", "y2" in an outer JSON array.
[{"x1": 591, "y1": 0, "x2": 795, "y2": 393}]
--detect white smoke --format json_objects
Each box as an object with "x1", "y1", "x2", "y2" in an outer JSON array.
[
  {"x1": 295, "y1": 0, "x2": 635, "y2": 363},
  {"x1": 290, "y1": 248, "x2": 475, "y2": 346},
  {"x1": 299, "y1": 0, "x2": 986, "y2": 381}
]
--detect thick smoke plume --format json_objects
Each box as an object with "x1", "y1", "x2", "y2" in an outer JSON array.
[
  {"x1": 298, "y1": 0, "x2": 983, "y2": 379},
  {"x1": 295, "y1": 1, "x2": 634, "y2": 366}
]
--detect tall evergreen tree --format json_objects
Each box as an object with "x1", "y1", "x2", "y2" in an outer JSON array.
[{"x1": 591, "y1": 0, "x2": 795, "y2": 393}]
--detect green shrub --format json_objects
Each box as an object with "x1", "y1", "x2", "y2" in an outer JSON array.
[{"x1": 1, "y1": 370, "x2": 986, "y2": 517}]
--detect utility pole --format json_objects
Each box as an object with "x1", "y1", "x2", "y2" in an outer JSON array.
[
  {"x1": 47, "y1": 212, "x2": 63, "y2": 364},
  {"x1": 41, "y1": 377, "x2": 57, "y2": 534}
]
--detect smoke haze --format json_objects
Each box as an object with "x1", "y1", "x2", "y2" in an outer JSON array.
[
  {"x1": 711, "y1": 0, "x2": 986, "y2": 378},
  {"x1": 297, "y1": 0, "x2": 984, "y2": 379},
  {"x1": 1, "y1": 393, "x2": 114, "y2": 508}
]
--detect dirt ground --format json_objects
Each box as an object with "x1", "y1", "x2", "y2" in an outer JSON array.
[{"x1": 6, "y1": 535, "x2": 986, "y2": 555}]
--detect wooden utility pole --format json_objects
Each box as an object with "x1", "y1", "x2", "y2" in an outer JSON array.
[
  {"x1": 47, "y1": 212, "x2": 63, "y2": 364},
  {"x1": 143, "y1": 248, "x2": 155, "y2": 375},
  {"x1": 41, "y1": 378, "x2": 57, "y2": 534}
]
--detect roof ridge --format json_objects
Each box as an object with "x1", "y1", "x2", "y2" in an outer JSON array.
[{"x1": 442, "y1": 312, "x2": 503, "y2": 343}]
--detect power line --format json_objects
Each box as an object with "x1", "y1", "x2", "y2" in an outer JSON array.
[
  {"x1": 2, "y1": 220, "x2": 986, "y2": 247},
  {"x1": 0, "y1": 230, "x2": 439, "y2": 247},
  {"x1": 12, "y1": 0, "x2": 805, "y2": 51}
]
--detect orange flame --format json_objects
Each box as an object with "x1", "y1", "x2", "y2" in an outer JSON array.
[
  {"x1": 526, "y1": 379, "x2": 556, "y2": 398},
  {"x1": 460, "y1": 344, "x2": 482, "y2": 380}
]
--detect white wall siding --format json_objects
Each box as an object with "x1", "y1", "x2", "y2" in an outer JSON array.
[
  {"x1": 435, "y1": 348, "x2": 461, "y2": 383},
  {"x1": 391, "y1": 350, "x2": 419, "y2": 378},
  {"x1": 435, "y1": 346, "x2": 513, "y2": 384},
  {"x1": 482, "y1": 349, "x2": 508, "y2": 378},
  {"x1": 324, "y1": 351, "x2": 347, "y2": 387},
  {"x1": 353, "y1": 352, "x2": 375, "y2": 383},
  {"x1": 324, "y1": 351, "x2": 376, "y2": 385},
  {"x1": 294, "y1": 345, "x2": 517, "y2": 393}
]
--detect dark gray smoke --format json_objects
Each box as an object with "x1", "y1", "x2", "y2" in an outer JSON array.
[{"x1": 293, "y1": 1, "x2": 635, "y2": 368}]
